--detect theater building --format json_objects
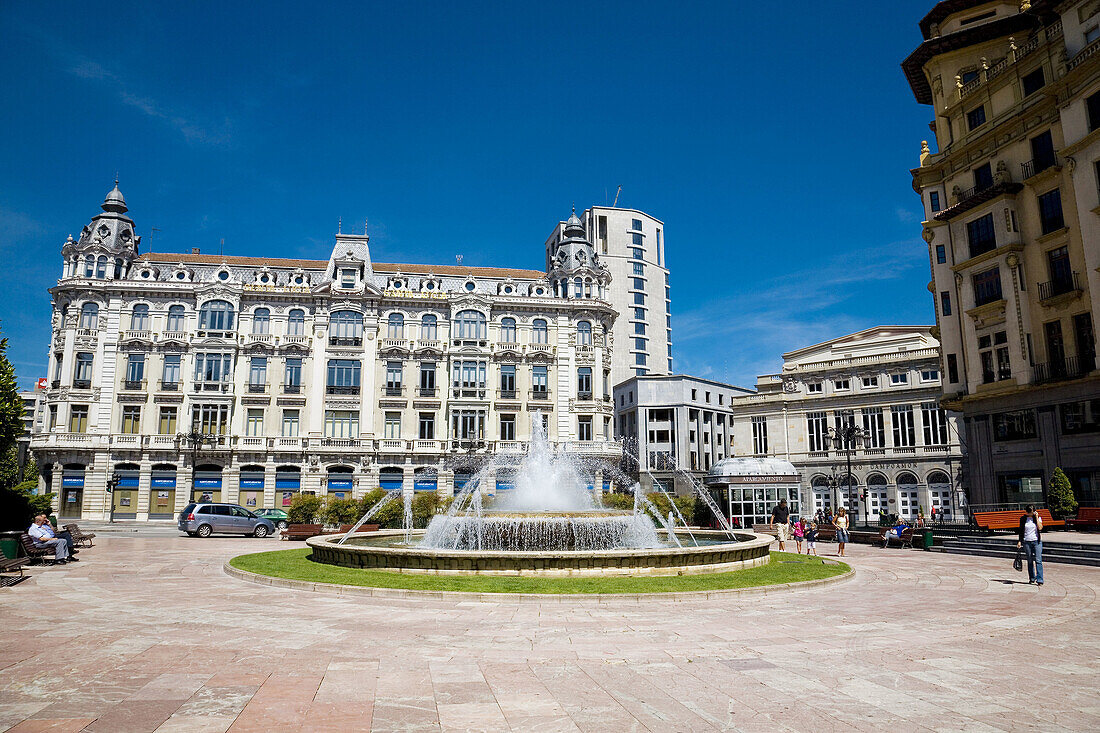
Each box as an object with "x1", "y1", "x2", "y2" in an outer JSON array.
[{"x1": 33, "y1": 185, "x2": 623, "y2": 520}]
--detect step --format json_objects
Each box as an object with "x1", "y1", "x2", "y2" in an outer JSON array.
[
  {"x1": 943, "y1": 539, "x2": 1100, "y2": 555},
  {"x1": 939, "y1": 546, "x2": 1100, "y2": 567}
]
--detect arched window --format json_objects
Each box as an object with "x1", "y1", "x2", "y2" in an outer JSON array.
[
  {"x1": 84, "y1": 255, "x2": 95, "y2": 278},
  {"x1": 927, "y1": 471, "x2": 951, "y2": 487},
  {"x1": 577, "y1": 320, "x2": 592, "y2": 345},
  {"x1": 500, "y1": 317, "x2": 516, "y2": 343},
  {"x1": 420, "y1": 314, "x2": 437, "y2": 340},
  {"x1": 96, "y1": 255, "x2": 108, "y2": 279},
  {"x1": 574, "y1": 277, "x2": 583, "y2": 298},
  {"x1": 585, "y1": 278, "x2": 593, "y2": 298},
  {"x1": 252, "y1": 308, "x2": 270, "y2": 334},
  {"x1": 166, "y1": 305, "x2": 185, "y2": 331},
  {"x1": 330, "y1": 310, "x2": 363, "y2": 345},
  {"x1": 532, "y1": 318, "x2": 548, "y2": 344},
  {"x1": 130, "y1": 304, "x2": 149, "y2": 330},
  {"x1": 80, "y1": 303, "x2": 99, "y2": 330},
  {"x1": 454, "y1": 310, "x2": 486, "y2": 340},
  {"x1": 896, "y1": 471, "x2": 919, "y2": 487},
  {"x1": 198, "y1": 300, "x2": 235, "y2": 331},
  {"x1": 114, "y1": 259, "x2": 123, "y2": 279},
  {"x1": 387, "y1": 312, "x2": 404, "y2": 339},
  {"x1": 287, "y1": 309, "x2": 305, "y2": 336}
]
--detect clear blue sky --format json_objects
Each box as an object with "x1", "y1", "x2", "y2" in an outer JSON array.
[{"x1": 0, "y1": 1, "x2": 936, "y2": 391}]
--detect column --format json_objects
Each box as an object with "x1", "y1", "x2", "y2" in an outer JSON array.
[
  {"x1": 136, "y1": 455, "x2": 152, "y2": 521},
  {"x1": 264, "y1": 461, "x2": 277, "y2": 510}
]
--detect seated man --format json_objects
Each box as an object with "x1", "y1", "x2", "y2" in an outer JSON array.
[
  {"x1": 28, "y1": 514, "x2": 77, "y2": 563},
  {"x1": 881, "y1": 519, "x2": 910, "y2": 548}
]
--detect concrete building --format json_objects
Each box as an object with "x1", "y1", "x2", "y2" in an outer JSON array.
[
  {"x1": 615, "y1": 327, "x2": 965, "y2": 524},
  {"x1": 904, "y1": 0, "x2": 1100, "y2": 508},
  {"x1": 33, "y1": 185, "x2": 620, "y2": 520},
  {"x1": 546, "y1": 207, "x2": 671, "y2": 387}
]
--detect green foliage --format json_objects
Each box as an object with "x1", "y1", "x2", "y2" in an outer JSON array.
[
  {"x1": 232, "y1": 549, "x2": 850, "y2": 595},
  {"x1": 286, "y1": 493, "x2": 323, "y2": 524},
  {"x1": 0, "y1": 336, "x2": 23, "y2": 463},
  {"x1": 318, "y1": 496, "x2": 361, "y2": 526},
  {"x1": 411, "y1": 492, "x2": 452, "y2": 528},
  {"x1": 601, "y1": 492, "x2": 635, "y2": 511},
  {"x1": 1048, "y1": 467, "x2": 1078, "y2": 518},
  {"x1": 646, "y1": 491, "x2": 696, "y2": 524},
  {"x1": 0, "y1": 445, "x2": 36, "y2": 489},
  {"x1": 357, "y1": 488, "x2": 404, "y2": 528}
]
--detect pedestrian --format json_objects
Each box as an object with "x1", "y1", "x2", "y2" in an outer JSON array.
[
  {"x1": 28, "y1": 514, "x2": 75, "y2": 563},
  {"x1": 770, "y1": 499, "x2": 790, "y2": 551},
  {"x1": 793, "y1": 517, "x2": 805, "y2": 554},
  {"x1": 834, "y1": 507, "x2": 850, "y2": 557},
  {"x1": 1017, "y1": 504, "x2": 1044, "y2": 586},
  {"x1": 805, "y1": 520, "x2": 818, "y2": 556}
]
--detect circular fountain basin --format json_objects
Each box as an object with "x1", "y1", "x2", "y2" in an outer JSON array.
[
  {"x1": 306, "y1": 529, "x2": 772, "y2": 577},
  {"x1": 419, "y1": 509, "x2": 663, "y2": 552}
]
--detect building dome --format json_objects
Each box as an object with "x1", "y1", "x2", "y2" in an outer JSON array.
[
  {"x1": 705, "y1": 457, "x2": 799, "y2": 483},
  {"x1": 102, "y1": 180, "x2": 127, "y2": 213}
]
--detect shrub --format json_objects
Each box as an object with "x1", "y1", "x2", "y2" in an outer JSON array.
[
  {"x1": 356, "y1": 489, "x2": 404, "y2": 528},
  {"x1": 286, "y1": 493, "x2": 322, "y2": 524},
  {"x1": 411, "y1": 492, "x2": 453, "y2": 528},
  {"x1": 1048, "y1": 467, "x2": 1078, "y2": 518},
  {"x1": 646, "y1": 492, "x2": 696, "y2": 525},
  {"x1": 318, "y1": 496, "x2": 361, "y2": 526},
  {"x1": 601, "y1": 492, "x2": 635, "y2": 511}
]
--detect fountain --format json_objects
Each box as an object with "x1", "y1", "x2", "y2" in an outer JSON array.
[{"x1": 308, "y1": 416, "x2": 771, "y2": 576}]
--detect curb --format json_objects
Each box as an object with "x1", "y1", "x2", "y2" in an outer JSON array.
[{"x1": 222, "y1": 558, "x2": 855, "y2": 603}]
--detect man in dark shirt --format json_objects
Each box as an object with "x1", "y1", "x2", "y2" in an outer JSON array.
[{"x1": 770, "y1": 499, "x2": 790, "y2": 550}]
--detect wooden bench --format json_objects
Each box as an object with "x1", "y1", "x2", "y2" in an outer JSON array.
[
  {"x1": 753, "y1": 523, "x2": 837, "y2": 543},
  {"x1": 879, "y1": 526, "x2": 916, "y2": 549},
  {"x1": 282, "y1": 523, "x2": 323, "y2": 541},
  {"x1": 0, "y1": 556, "x2": 30, "y2": 584},
  {"x1": 973, "y1": 509, "x2": 1065, "y2": 532},
  {"x1": 63, "y1": 524, "x2": 96, "y2": 547},
  {"x1": 1066, "y1": 507, "x2": 1100, "y2": 530},
  {"x1": 19, "y1": 534, "x2": 60, "y2": 564},
  {"x1": 331, "y1": 524, "x2": 380, "y2": 534}
]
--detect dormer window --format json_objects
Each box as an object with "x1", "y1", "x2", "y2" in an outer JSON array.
[
  {"x1": 340, "y1": 268, "x2": 357, "y2": 289},
  {"x1": 217, "y1": 270, "x2": 230, "y2": 281}
]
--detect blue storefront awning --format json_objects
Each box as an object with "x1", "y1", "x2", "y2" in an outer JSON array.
[
  {"x1": 118, "y1": 475, "x2": 139, "y2": 488},
  {"x1": 275, "y1": 477, "x2": 300, "y2": 489},
  {"x1": 328, "y1": 478, "x2": 353, "y2": 490},
  {"x1": 414, "y1": 479, "x2": 437, "y2": 492},
  {"x1": 195, "y1": 478, "x2": 222, "y2": 488},
  {"x1": 62, "y1": 475, "x2": 85, "y2": 487},
  {"x1": 603, "y1": 481, "x2": 611, "y2": 493},
  {"x1": 380, "y1": 479, "x2": 403, "y2": 492},
  {"x1": 496, "y1": 481, "x2": 515, "y2": 491},
  {"x1": 151, "y1": 476, "x2": 176, "y2": 488}
]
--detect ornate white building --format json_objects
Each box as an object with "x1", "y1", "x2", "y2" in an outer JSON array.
[
  {"x1": 34, "y1": 186, "x2": 621, "y2": 520},
  {"x1": 615, "y1": 327, "x2": 966, "y2": 526}
]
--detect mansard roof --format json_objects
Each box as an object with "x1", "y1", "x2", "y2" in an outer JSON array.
[{"x1": 133, "y1": 252, "x2": 545, "y2": 280}]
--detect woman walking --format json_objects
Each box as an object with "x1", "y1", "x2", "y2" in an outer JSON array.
[
  {"x1": 793, "y1": 517, "x2": 805, "y2": 554},
  {"x1": 834, "y1": 507, "x2": 850, "y2": 557},
  {"x1": 1017, "y1": 504, "x2": 1044, "y2": 586}
]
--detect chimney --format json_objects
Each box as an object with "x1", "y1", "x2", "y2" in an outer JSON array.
[{"x1": 191, "y1": 247, "x2": 200, "y2": 254}]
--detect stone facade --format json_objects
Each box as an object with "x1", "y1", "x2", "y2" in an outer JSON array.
[
  {"x1": 904, "y1": 0, "x2": 1100, "y2": 507},
  {"x1": 615, "y1": 327, "x2": 966, "y2": 524},
  {"x1": 34, "y1": 187, "x2": 622, "y2": 520}
]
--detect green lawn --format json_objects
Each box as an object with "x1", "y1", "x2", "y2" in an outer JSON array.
[{"x1": 228, "y1": 549, "x2": 849, "y2": 595}]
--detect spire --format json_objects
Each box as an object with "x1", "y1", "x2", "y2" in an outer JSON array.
[{"x1": 102, "y1": 179, "x2": 127, "y2": 214}]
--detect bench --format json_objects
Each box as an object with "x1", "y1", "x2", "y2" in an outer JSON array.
[
  {"x1": 879, "y1": 526, "x2": 916, "y2": 549},
  {"x1": 332, "y1": 524, "x2": 380, "y2": 534},
  {"x1": 973, "y1": 509, "x2": 1065, "y2": 533},
  {"x1": 753, "y1": 523, "x2": 837, "y2": 543},
  {"x1": 282, "y1": 523, "x2": 323, "y2": 541},
  {"x1": 1066, "y1": 507, "x2": 1100, "y2": 531},
  {"x1": 0, "y1": 556, "x2": 30, "y2": 584},
  {"x1": 18, "y1": 534, "x2": 60, "y2": 564},
  {"x1": 63, "y1": 524, "x2": 96, "y2": 547}
]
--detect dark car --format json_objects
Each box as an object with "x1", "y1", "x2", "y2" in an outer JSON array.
[
  {"x1": 177, "y1": 503, "x2": 276, "y2": 538},
  {"x1": 253, "y1": 508, "x2": 289, "y2": 530}
]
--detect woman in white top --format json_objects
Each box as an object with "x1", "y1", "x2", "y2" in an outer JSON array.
[
  {"x1": 1016, "y1": 504, "x2": 1044, "y2": 586},
  {"x1": 834, "y1": 507, "x2": 850, "y2": 558}
]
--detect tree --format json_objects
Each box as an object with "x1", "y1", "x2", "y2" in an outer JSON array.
[
  {"x1": 0, "y1": 334, "x2": 23, "y2": 463},
  {"x1": 1047, "y1": 467, "x2": 1078, "y2": 518},
  {"x1": 286, "y1": 493, "x2": 322, "y2": 524},
  {"x1": 0, "y1": 445, "x2": 37, "y2": 489}
]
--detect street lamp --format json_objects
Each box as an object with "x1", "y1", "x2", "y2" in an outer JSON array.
[
  {"x1": 178, "y1": 430, "x2": 222, "y2": 503},
  {"x1": 825, "y1": 421, "x2": 867, "y2": 527}
]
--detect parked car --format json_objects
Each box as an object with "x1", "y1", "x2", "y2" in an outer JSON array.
[
  {"x1": 177, "y1": 503, "x2": 276, "y2": 538},
  {"x1": 253, "y1": 508, "x2": 289, "y2": 530}
]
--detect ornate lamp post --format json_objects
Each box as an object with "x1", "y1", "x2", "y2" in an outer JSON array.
[
  {"x1": 825, "y1": 421, "x2": 867, "y2": 526},
  {"x1": 177, "y1": 430, "x2": 221, "y2": 502}
]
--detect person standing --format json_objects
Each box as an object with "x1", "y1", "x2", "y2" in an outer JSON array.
[
  {"x1": 793, "y1": 517, "x2": 805, "y2": 554},
  {"x1": 1017, "y1": 505, "x2": 1044, "y2": 586},
  {"x1": 770, "y1": 499, "x2": 790, "y2": 551},
  {"x1": 805, "y1": 520, "x2": 818, "y2": 556},
  {"x1": 834, "y1": 507, "x2": 850, "y2": 557}
]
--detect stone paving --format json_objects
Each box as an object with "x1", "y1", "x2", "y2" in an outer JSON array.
[{"x1": 1, "y1": 535, "x2": 1099, "y2": 732}]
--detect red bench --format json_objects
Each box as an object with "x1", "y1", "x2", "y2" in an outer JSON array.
[
  {"x1": 1066, "y1": 507, "x2": 1100, "y2": 530},
  {"x1": 973, "y1": 509, "x2": 1064, "y2": 532}
]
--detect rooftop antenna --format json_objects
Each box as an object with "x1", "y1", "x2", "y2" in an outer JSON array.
[
  {"x1": 219, "y1": 237, "x2": 224, "y2": 256},
  {"x1": 612, "y1": 185, "x2": 622, "y2": 208},
  {"x1": 364, "y1": 217, "x2": 368, "y2": 235},
  {"x1": 338, "y1": 216, "x2": 342, "y2": 234},
  {"x1": 148, "y1": 226, "x2": 161, "y2": 253},
  {"x1": 456, "y1": 255, "x2": 463, "y2": 265}
]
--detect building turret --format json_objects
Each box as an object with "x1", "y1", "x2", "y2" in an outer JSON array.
[
  {"x1": 548, "y1": 208, "x2": 610, "y2": 299},
  {"x1": 62, "y1": 181, "x2": 141, "y2": 280}
]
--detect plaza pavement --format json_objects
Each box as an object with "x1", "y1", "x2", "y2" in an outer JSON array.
[{"x1": 1, "y1": 534, "x2": 1098, "y2": 732}]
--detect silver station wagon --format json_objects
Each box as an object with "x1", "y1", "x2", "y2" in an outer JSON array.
[{"x1": 178, "y1": 503, "x2": 276, "y2": 538}]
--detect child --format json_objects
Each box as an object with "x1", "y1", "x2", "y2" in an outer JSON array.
[
  {"x1": 805, "y1": 521, "x2": 817, "y2": 556},
  {"x1": 793, "y1": 517, "x2": 805, "y2": 554}
]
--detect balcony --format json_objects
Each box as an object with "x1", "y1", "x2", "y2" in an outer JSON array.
[
  {"x1": 379, "y1": 439, "x2": 406, "y2": 451},
  {"x1": 276, "y1": 437, "x2": 302, "y2": 448},
  {"x1": 121, "y1": 379, "x2": 146, "y2": 392},
  {"x1": 1032, "y1": 356, "x2": 1092, "y2": 385},
  {"x1": 111, "y1": 434, "x2": 141, "y2": 446},
  {"x1": 452, "y1": 386, "x2": 488, "y2": 399},
  {"x1": 326, "y1": 385, "x2": 360, "y2": 395},
  {"x1": 246, "y1": 333, "x2": 273, "y2": 344},
  {"x1": 382, "y1": 385, "x2": 405, "y2": 397},
  {"x1": 319, "y1": 437, "x2": 360, "y2": 448},
  {"x1": 935, "y1": 181, "x2": 1023, "y2": 222},
  {"x1": 283, "y1": 384, "x2": 301, "y2": 394},
  {"x1": 239, "y1": 437, "x2": 265, "y2": 448},
  {"x1": 527, "y1": 343, "x2": 553, "y2": 355},
  {"x1": 197, "y1": 381, "x2": 231, "y2": 392},
  {"x1": 577, "y1": 391, "x2": 593, "y2": 401},
  {"x1": 282, "y1": 334, "x2": 309, "y2": 345},
  {"x1": 162, "y1": 330, "x2": 188, "y2": 342},
  {"x1": 381, "y1": 338, "x2": 410, "y2": 350},
  {"x1": 247, "y1": 383, "x2": 267, "y2": 394},
  {"x1": 1038, "y1": 272, "x2": 1082, "y2": 303},
  {"x1": 1021, "y1": 154, "x2": 1060, "y2": 181},
  {"x1": 414, "y1": 439, "x2": 441, "y2": 452},
  {"x1": 75, "y1": 328, "x2": 98, "y2": 339},
  {"x1": 417, "y1": 387, "x2": 438, "y2": 398},
  {"x1": 330, "y1": 336, "x2": 362, "y2": 347},
  {"x1": 72, "y1": 379, "x2": 92, "y2": 390},
  {"x1": 157, "y1": 380, "x2": 180, "y2": 392},
  {"x1": 122, "y1": 330, "x2": 151, "y2": 341},
  {"x1": 51, "y1": 380, "x2": 61, "y2": 390},
  {"x1": 529, "y1": 388, "x2": 550, "y2": 401},
  {"x1": 497, "y1": 389, "x2": 518, "y2": 400}
]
